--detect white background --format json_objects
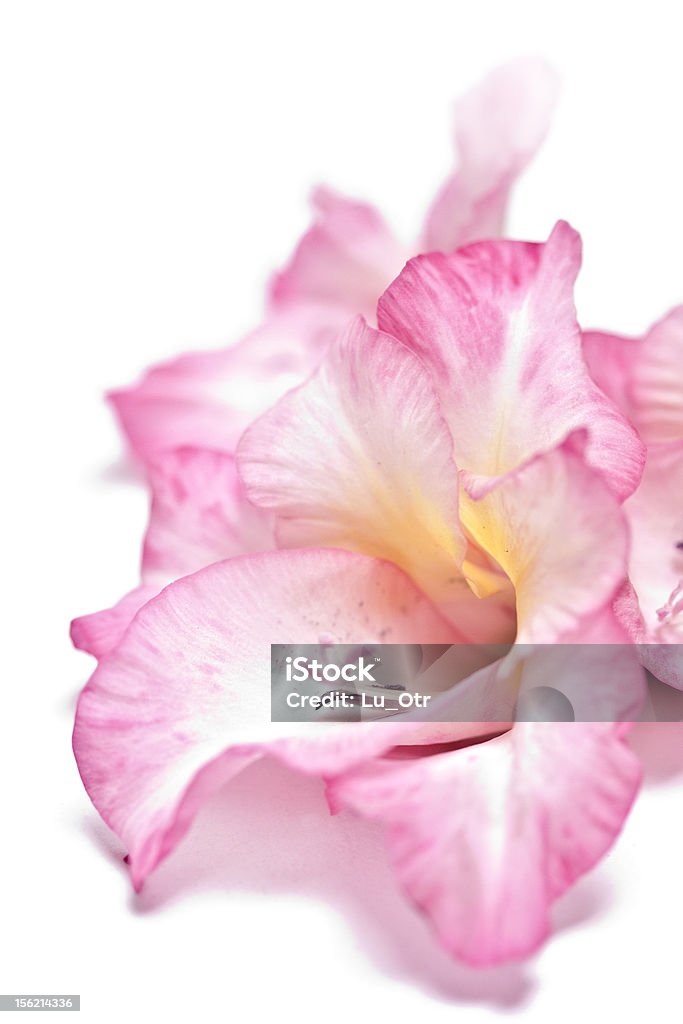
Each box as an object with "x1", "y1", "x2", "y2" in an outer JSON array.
[{"x1": 1, "y1": 1, "x2": 683, "y2": 1021}]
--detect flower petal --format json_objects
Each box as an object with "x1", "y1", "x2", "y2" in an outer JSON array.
[
  {"x1": 142, "y1": 447, "x2": 274, "y2": 585},
  {"x1": 460, "y1": 433, "x2": 630, "y2": 642},
  {"x1": 70, "y1": 585, "x2": 159, "y2": 659},
  {"x1": 582, "y1": 329, "x2": 640, "y2": 422},
  {"x1": 109, "y1": 307, "x2": 344, "y2": 467},
  {"x1": 623, "y1": 440, "x2": 683, "y2": 688},
  {"x1": 72, "y1": 448, "x2": 276, "y2": 660},
  {"x1": 584, "y1": 307, "x2": 683, "y2": 443},
  {"x1": 327, "y1": 720, "x2": 641, "y2": 966},
  {"x1": 73, "y1": 548, "x2": 458, "y2": 889},
  {"x1": 237, "y1": 316, "x2": 495, "y2": 637},
  {"x1": 625, "y1": 440, "x2": 683, "y2": 629},
  {"x1": 420, "y1": 58, "x2": 560, "y2": 253},
  {"x1": 632, "y1": 309, "x2": 683, "y2": 442},
  {"x1": 378, "y1": 222, "x2": 645, "y2": 499},
  {"x1": 268, "y1": 186, "x2": 406, "y2": 323}
]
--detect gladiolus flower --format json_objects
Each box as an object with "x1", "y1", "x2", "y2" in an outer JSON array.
[{"x1": 72, "y1": 59, "x2": 679, "y2": 968}]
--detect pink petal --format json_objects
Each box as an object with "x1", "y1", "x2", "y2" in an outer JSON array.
[
  {"x1": 327, "y1": 720, "x2": 641, "y2": 966},
  {"x1": 584, "y1": 307, "x2": 683, "y2": 443},
  {"x1": 460, "y1": 432, "x2": 630, "y2": 642},
  {"x1": 268, "y1": 186, "x2": 407, "y2": 323},
  {"x1": 237, "y1": 316, "x2": 506, "y2": 640},
  {"x1": 72, "y1": 448, "x2": 276, "y2": 660},
  {"x1": 109, "y1": 307, "x2": 345, "y2": 468},
  {"x1": 625, "y1": 441, "x2": 683, "y2": 629},
  {"x1": 420, "y1": 58, "x2": 560, "y2": 253},
  {"x1": 632, "y1": 308, "x2": 683, "y2": 442},
  {"x1": 378, "y1": 221, "x2": 645, "y2": 500},
  {"x1": 142, "y1": 447, "x2": 274, "y2": 585},
  {"x1": 585, "y1": 313, "x2": 683, "y2": 684},
  {"x1": 582, "y1": 328, "x2": 640, "y2": 421},
  {"x1": 70, "y1": 585, "x2": 159, "y2": 659},
  {"x1": 624, "y1": 440, "x2": 683, "y2": 687},
  {"x1": 73, "y1": 548, "x2": 458, "y2": 889}
]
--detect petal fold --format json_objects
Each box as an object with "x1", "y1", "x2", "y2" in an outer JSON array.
[
  {"x1": 378, "y1": 222, "x2": 645, "y2": 499},
  {"x1": 73, "y1": 549, "x2": 458, "y2": 888},
  {"x1": 584, "y1": 307, "x2": 683, "y2": 443},
  {"x1": 460, "y1": 433, "x2": 630, "y2": 642},
  {"x1": 328, "y1": 720, "x2": 641, "y2": 966},
  {"x1": 238, "y1": 317, "x2": 481, "y2": 635}
]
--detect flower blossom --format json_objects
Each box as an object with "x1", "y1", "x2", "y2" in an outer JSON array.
[{"x1": 72, "y1": 59, "x2": 680, "y2": 967}]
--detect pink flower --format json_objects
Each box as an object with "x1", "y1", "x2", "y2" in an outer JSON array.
[{"x1": 71, "y1": 60, "x2": 675, "y2": 968}]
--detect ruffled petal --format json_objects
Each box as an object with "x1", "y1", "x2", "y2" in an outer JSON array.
[
  {"x1": 109, "y1": 307, "x2": 345, "y2": 467},
  {"x1": 582, "y1": 328, "x2": 640, "y2": 421},
  {"x1": 623, "y1": 441, "x2": 683, "y2": 687},
  {"x1": 420, "y1": 58, "x2": 559, "y2": 253},
  {"x1": 142, "y1": 447, "x2": 274, "y2": 585},
  {"x1": 327, "y1": 720, "x2": 641, "y2": 966},
  {"x1": 237, "y1": 316, "x2": 493, "y2": 638},
  {"x1": 633, "y1": 308, "x2": 683, "y2": 442},
  {"x1": 584, "y1": 307, "x2": 683, "y2": 443},
  {"x1": 625, "y1": 441, "x2": 683, "y2": 629},
  {"x1": 73, "y1": 549, "x2": 458, "y2": 889},
  {"x1": 268, "y1": 186, "x2": 406, "y2": 323},
  {"x1": 378, "y1": 222, "x2": 645, "y2": 500}
]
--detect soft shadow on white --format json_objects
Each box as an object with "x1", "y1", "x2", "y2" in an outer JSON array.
[{"x1": 83, "y1": 754, "x2": 625, "y2": 1009}]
